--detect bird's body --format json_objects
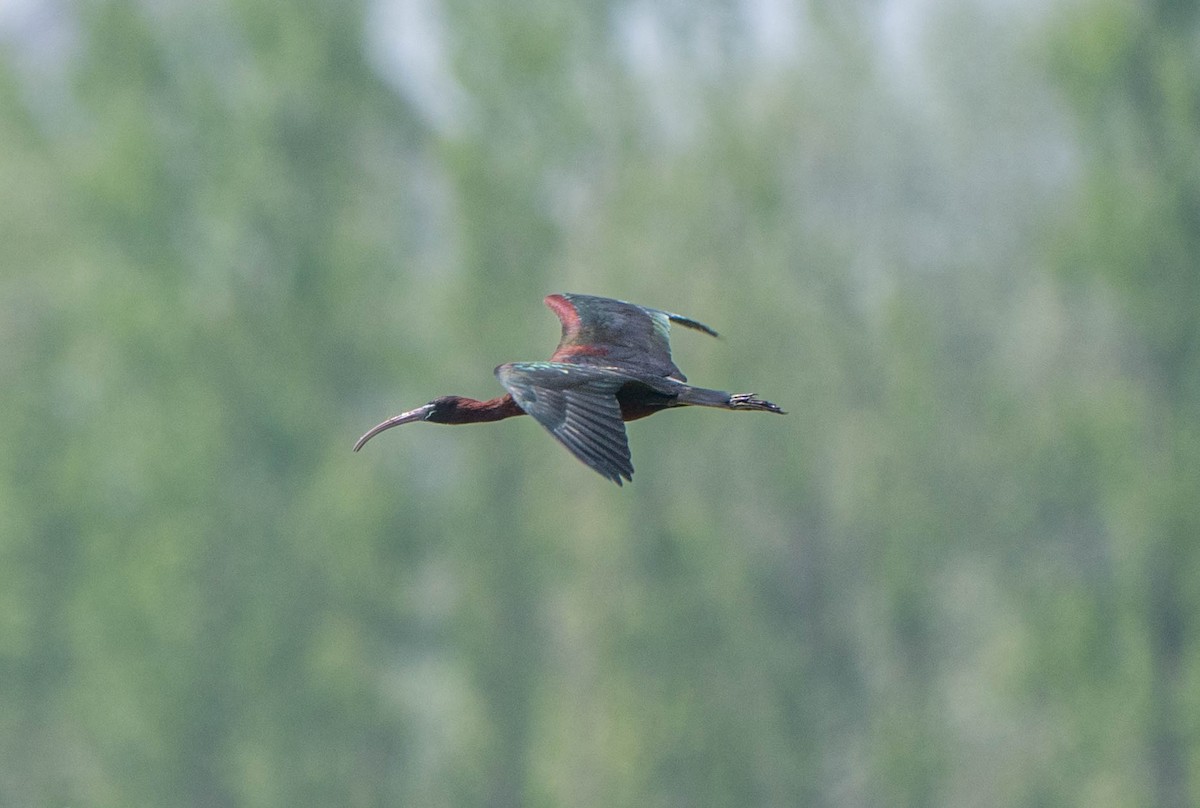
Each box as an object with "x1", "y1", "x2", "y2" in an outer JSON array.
[{"x1": 354, "y1": 293, "x2": 784, "y2": 484}]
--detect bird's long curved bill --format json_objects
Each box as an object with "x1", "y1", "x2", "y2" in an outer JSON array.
[{"x1": 353, "y1": 404, "x2": 434, "y2": 451}]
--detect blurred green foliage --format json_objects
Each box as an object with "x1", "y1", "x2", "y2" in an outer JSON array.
[{"x1": 1, "y1": 0, "x2": 1197, "y2": 806}]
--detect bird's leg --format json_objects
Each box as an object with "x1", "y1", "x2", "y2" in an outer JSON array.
[{"x1": 672, "y1": 385, "x2": 786, "y2": 414}]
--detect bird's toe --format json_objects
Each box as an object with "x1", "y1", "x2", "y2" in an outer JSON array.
[{"x1": 730, "y1": 393, "x2": 786, "y2": 414}]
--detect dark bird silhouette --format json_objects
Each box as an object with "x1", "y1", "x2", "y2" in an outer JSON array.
[{"x1": 354, "y1": 293, "x2": 785, "y2": 484}]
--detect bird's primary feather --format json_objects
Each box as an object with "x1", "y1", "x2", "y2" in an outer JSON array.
[{"x1": 495, "y1": 361, "x2": 636, "y2": 484}]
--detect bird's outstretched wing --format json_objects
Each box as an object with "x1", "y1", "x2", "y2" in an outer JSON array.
[
  {"x1": 544, "y1": 293, "x2": 717, "y2": 381},
  {"x1": 495, "y1": 361, "x2": 635, "y2": 484}
]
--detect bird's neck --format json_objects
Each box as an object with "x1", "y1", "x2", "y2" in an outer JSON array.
[{"x1": 443, "y1": 394, "x2": 525, "y2": 424}]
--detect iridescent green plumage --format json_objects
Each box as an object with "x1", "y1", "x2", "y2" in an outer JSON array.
[
  {"x1": 545, "y1": 292, "x2": 718, "y2": 381},
  {"x1": 495, "y1": 362, "x2": 637, "y2": 484}
]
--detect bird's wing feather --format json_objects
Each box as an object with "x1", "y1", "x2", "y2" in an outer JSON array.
[
  {"x1": 544, "y1": 293, "x2": 717, "y2": 381},
  {"x1": 495, "y1": 361, "x2": 635, "y2": 484}
]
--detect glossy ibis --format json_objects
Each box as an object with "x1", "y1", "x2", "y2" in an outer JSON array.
[{"x1": 354, "y1": 293, "x2": 785, "y2": 484}]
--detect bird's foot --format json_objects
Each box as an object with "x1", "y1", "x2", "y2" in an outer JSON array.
[{"x1": 729, "y1": 393, "x2": 786, "y2": 414}]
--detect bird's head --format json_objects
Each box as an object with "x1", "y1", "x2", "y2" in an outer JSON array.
[{"x1": 423, "y1": 395, "x2": 465, "y2": 423}]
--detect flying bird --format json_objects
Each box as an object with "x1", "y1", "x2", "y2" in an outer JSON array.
[{"x1": 354, "y1": 293, "x2": 785, "y2": 484}]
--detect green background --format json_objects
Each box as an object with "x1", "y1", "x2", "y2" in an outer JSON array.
[{"x1": 3, "y1": 0, "x2": 1198, "y2": 805}]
